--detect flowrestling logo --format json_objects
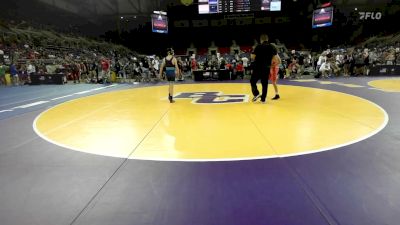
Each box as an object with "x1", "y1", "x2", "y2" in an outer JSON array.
[
  {"x1": 173, "y1": 92, "x2": 249, "y2": 104},
  {"x1": 359, "y1": 12, "x2": 382, "y2": 20}
]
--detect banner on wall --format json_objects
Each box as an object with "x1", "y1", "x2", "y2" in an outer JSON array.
[{"x1": 174, "y1": 17, "x2": 290, "y2": 28}]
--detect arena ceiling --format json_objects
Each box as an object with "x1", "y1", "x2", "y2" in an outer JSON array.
[
  {"x1": 35, "y1": 0, "x2": 394, "y2": 17},
  {"x1": 37, "y1": 0, "x2": 175, "y2": 17},
  {"x1": 1, "y1": 0, "x2": 396, "y2": 36},
  {"x1": 4, "y1": 0, "x2": 394, "y2": 21}
]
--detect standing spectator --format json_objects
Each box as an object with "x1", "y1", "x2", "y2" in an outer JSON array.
[
  {"x1": 312, "y1": 53, "x2": 318, "y2": 72},
  {"x1": 26, "y1": 61, "x2": 36, "y2": 83},
  {"x1": 152, "y1": 57, "x2": 160, "y2": 77},
  {"x1": 0, "y1": 62, "x2": 6, "y2": 86},
  {"x1": 120, "y1": 61, "x2": 129, "y2": 82},
  {"x1": 141, "y1": 58, "x2": 150, "y2": 81},
  {"x1": 72, "y1": 62, "x2": 80, "y2": 83},
  {"x1": 190, "y1": 56, "x2": 198, "y2": 77},
  {"x1": 354, "y1": 51, "x2": 365, "y2": 76},
  {"x1": 18, "y1": 65, "x2": 28, "y2": 85},
  {"x1": 10, "y1": 63, "x2": 18, "y2": 85},
  {"x1": 80, "y1": 62, "x2": 88, "y2": 82},
  {"x1": 298, "y1": 53, "x2": 305, "y2": 76},
  {"x1": 349, "y1": 51, "x2": 356, "y2": 76},
  {"x1": 363, "y1": 49, "x2": 370, "y2": 75},
  {"x1": 241, "y1": 56, "x2": 249, "y2": 75},
  {"x1": 316, "y1": 52, "x2": 327, "y2": 77},
  {"x1": 343, "y1": 53, "x2": 351, "y2": 76},
  {"x1": 100, "y1": 57, "x2": 110, "y2": 84},
  {"x1": 177, "y1": 57, "x2": 184, "y2": 81},
  {"x1": 225, "y1": 61, "x2": 233, "y2": 79},
  {"x1": 89, "y1": 61, "x2": 98, "y2": 83}
]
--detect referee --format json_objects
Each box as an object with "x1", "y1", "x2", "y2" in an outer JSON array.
[{"x1": 250, "y1": 34, "x2": 277, "y2": 103}]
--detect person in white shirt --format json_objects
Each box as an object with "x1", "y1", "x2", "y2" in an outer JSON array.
[
  {"x1": 27, "y1": 62, "x2": 36, "y2": 75},
  {"x1": 241, "y1": 56, "x2": 249, "y2": 75},
  {"x1": 318, "y1": 51, "x2": 333, "y2": 78},
  {"x1": 153, "y1": 57, "x2": 160, "y2": 72}
]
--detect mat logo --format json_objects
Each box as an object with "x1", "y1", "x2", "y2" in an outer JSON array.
[{"x1": 174, "y1": 92, "x2": 249, "y2": 104}]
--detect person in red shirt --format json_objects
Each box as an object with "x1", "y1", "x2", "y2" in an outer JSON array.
[
  {"x1": 190, "y1": 57, "x2": 198, "y2": 77},
  {"x1": 72, "y1": 62, "x2": 80, "y2": 83},
  {"x1": 100, "y1": 58, "x2": 110, "y2": 84},
  {"x1": 236, "y1": 61, "x2": 244, "y2": 79}
]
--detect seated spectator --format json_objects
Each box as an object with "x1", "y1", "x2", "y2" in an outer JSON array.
[
  {"x1": 236, "y1": 61, "x2": 244, "y2": 79},
  {"x1": 319, "y1": 61, "x2": 332, "y2": 78},
  {"x1": 288, "y1": 58, "x2": 300, "y2": 78}
]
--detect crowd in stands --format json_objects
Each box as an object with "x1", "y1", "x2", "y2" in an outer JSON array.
[
  {"x1": 312, "y1": 40, "x2": 400, "y2": 78},
  {"x1": 0, "y1": 20, "x2": 149, "y2": 86},
  {"x1": 270, "y1": 33, "x2": 400, "y2": 79},
  {"x1": 1, "y1": 19, "x2": 399, "y2": 87}
]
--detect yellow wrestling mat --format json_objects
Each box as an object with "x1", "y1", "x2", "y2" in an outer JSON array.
[
  {"x1": 33, "y1": 83, "x2": 388, "y2": 161},
  {"x1": 368, "y1": 79, "x2": 400, "y2": 92}
]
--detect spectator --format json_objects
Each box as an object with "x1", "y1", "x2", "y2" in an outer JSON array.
[
  {"x1": 10, "y1": 63, "x2": 18, "y2": 85},
  {"x1": 0, "y1": 62, "x2": 6, "y2": 86},
  {"x1": 236, "y1": 61, "x2": 244, "y2": 79},
  {"x1": 343, "y1": 53, "x2": 352, "y2": 76},
  {"x1": 100, "y1": 57, "x2": 110, "y2": 84},
  {"x1": 298, "y1": 54, "x2": 305, "y2": 75},
  {"x1": 363, "y1": 49, "x2": 370, "y2": 75},
  {"x1": 288, "y1": 58, "x2": 300, "y2": 78}
]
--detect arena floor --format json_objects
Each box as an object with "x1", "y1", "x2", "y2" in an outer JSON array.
[{"x1": 1, "y1": 77, "x2": 400, "y2": 225}]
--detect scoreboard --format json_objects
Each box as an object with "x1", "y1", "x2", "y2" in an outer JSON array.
[{"x1": 198, "y1": 0, "x2": 282, "y2": 14}]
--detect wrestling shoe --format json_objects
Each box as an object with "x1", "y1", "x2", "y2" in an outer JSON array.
[
  {"x1": 272, "y1": 94, "x2": 280, "y2": 100},
  {"x1": 169, "y1": 95, "x2": 175, "y2": 103}
]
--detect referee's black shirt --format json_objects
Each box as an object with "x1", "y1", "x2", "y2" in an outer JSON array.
[{"x1": 252, "y1": 42, "x2": 277, "y2": 74}]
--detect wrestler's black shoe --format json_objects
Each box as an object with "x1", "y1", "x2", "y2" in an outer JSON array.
[
  {"x1": 169, "y1": 95, "x2": 175, "y2": 103},
  {"x1": 272, "y1": 94, "x2": 280, "y2": 100}
]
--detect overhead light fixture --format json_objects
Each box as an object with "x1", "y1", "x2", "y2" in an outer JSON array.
[{"x1": 153, "y1": 11, "x2": 167, "y2": 15}]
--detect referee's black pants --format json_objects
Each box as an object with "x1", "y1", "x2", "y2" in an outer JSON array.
[{"x1": 250, "y1": 69, "x2": 269, "y2": 101}]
